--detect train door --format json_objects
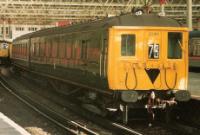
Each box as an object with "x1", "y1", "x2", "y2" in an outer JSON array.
[
  {"x1": 74, "y1": 39, "x2": 80, "y2": 67},
  {"x1": 100, "y1": 31, "x2": 108, "y2": 78},
  {"x1": 28, "y1": 38, "x2": 31, "y2": 68},
  {"x1": 145, "y1": 30, "x2": 188, "y2": 90},
  {"x1": 164, "y1": 31, "x2": 188, "y2": 90},
  {"x1": 107, "y1": 28, "x2": 142, "y2": 90}
]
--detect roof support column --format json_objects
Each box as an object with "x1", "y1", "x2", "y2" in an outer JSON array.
[
  {"x1": 187, "y1": 0, "x2": 192, "y2": 31},
  {"x1": 3, "y1": 19, "x2": 6, "y2": 40}
]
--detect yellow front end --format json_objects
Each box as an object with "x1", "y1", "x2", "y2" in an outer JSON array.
[
  {"x1": 108, "y1": 27, "x2": 188, "y2": 92},
  {"x1": 0, "y1": 42, "x2": 9, "y2": 58}
]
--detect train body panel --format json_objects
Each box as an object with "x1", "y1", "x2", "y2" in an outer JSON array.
[
  {"x1": 12, "y1": 29, "x2": 110, "y2": 90},
  {"x1": 108, "y1": 27, "x2": 188, "y2": 91}
]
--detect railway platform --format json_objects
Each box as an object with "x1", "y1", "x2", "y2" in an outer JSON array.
[
  {"x1": 189, "y1": 72, "x2": 200, "y2": 100},
  {"x1": 0, "y1": 112, "x2": 31, "y2": 135}
]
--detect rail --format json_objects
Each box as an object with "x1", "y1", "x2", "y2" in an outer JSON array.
[
  {"x1": 0, "y1": 76, "x2": 99, "y2": 135},
  {"x1": 0, "y1": 73, "x2": 144, "y2": 135}
]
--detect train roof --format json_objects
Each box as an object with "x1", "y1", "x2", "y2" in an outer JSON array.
[{"x1": 14, "y1": 13, "x2": 182, "y2": 41}]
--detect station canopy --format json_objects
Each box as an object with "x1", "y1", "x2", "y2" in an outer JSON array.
[{"x1": 0, "y1": 0, "x2": 199, "y2": 25}]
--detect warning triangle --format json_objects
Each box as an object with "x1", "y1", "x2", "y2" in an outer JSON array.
[{"x1": 145, "y1": 69, "x2": 160, "y2": 84}]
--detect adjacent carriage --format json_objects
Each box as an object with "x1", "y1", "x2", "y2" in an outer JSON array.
[{"x1": 0, "y1": 40, "x2": 11, "y2": 64}]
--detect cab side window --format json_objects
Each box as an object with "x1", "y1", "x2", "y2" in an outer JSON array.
[
  {"x1": 168, "y1": 32, "x2": 182, "y2": 59},
  {"x1": 121, "y1": 34, "x2": 136, "y2": 56}
]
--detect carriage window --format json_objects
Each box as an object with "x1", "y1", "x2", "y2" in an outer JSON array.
[
  {"x1": 121, "y1": 34, "x2": 135, "y2": 56},
  {"x1": 36, "y1": 43, "x2": 40, "y2": 56},
  {"x1": 45, "y1": 40, "x2": 51, "y2": 57},
  {"x1": 49, "y1": 39, "x2": 53, "y2": 58},
  {"x1": 66, "y1": 40, "x2": 72, "y2": 59},
  {"x1": 59, "y1": 39, "x2": 66, "y2": 58},
  {"x1": 52, "y1": 38, "x2": 58, "y2": 58},
  {"x1": 39, "y1": 40, "x2": 45, "y2": 56},
  {"x1": 33, "y1": 43, "x2": 37, "y2": 56},
  {"x1": 81, "y1": 40, "x2": 88, "y2": 59},
  {"x1": 71, "y1": 40, "x2": 74, "y2": 59},
  {"x1": 168, "y1": 32, "x2": 182, "y2": 59},
  {"x1": 25, "y1": 43, "x2": 27, "y2": 56}
]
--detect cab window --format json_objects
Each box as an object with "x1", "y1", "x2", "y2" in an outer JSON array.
[
  {"x1": 121, "y1": 34, "x2": 135, "y2": 56},
  {"x1": 168, "y1": 32, "x2": 182, "y2": 59}
]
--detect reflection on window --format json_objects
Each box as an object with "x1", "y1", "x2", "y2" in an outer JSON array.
[
  {"x1": 121, "y1": 34, "x2": 135, "y2": 56},
  {"x1": 168, "y1": 32, "x2": 182, "y2": 59}
]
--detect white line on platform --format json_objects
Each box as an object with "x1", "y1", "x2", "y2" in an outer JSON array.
[
  {"x1": 0, "y1": 112, "x2": 31, "y2": 135},
  {"x1": 191, "y1": 95, "x2": 200, "y2": 100}
]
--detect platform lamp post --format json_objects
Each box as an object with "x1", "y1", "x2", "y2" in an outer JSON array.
[
  {"x1": 8, "y1": 19, "x2": 12, "y2": 40},
  {"x1": 2, "y1": 17, "x2": 6, "y2": 40},
  {"x1": 187, "y1": 0, "x2": 193, "y2": 31}
]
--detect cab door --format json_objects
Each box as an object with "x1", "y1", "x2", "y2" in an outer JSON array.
[
  {"x1": 164, "y1": 31, "x2": 188, "y2": 90},
  {"x1": 107, "y1": 28, "x2": 142, "y2": 90},
  {"x1": 145, "y1": 30, "x2": 188, "y2": 90}
]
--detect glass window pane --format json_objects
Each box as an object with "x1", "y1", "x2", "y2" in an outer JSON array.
[
  {"x1": 121, "y1": 34, "x2": 135, "y2": 56},
  {"x1": 168, "y1": 32, "x2": 182, "y2": 59}
]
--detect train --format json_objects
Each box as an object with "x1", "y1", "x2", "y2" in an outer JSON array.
[
  {"x1": 10, "y1": 12, "x2": 190, "y2": 123},
  {"x1": 0, "y1": 40, "x2": 11, "y2": 64},
  {"x1": 189, "y1": 30, "x2": 200, "y2": 69}
]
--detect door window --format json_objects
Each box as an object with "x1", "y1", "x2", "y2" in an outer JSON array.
[
  {"x1": 121, "y1": 34, "x2": 135, "y2": 56},
  {"x1": 168, "y1": 32, "x2": 182, "y2": 59}
]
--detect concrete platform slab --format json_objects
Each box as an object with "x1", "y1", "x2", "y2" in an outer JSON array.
[{"x1": 0, "y1": 113, "x2": 31, "y2": 135}]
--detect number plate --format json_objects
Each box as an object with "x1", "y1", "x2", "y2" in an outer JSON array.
[{"x1": 148, "y1": 44, "x2": 159, "y2": 59}]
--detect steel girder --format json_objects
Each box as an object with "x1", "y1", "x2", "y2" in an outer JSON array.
[{"x1": 0, "y1": 0, "x2": 199, "y2": 25}]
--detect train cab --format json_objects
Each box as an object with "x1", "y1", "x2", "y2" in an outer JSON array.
[
  {"x1": 0, "y1": 40, "x2": 11, "y2": 64},
  {"x1": 108, "y1": 26, "x2": 190, "y2": 103}
]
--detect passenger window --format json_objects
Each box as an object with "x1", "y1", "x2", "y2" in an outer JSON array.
[
  {"x1": 40, "y1": 40, "x2": 45, "y2": 57},
  {"x1": 25, "y1": 43, "x2": 27, "y2": 56},
  {"x1": 33, "y1": 43, "x2": 37, "y2": 56},
  {"x1": 59, "y1": 39, "x2": 66, "y2": 58},
  {"x1": 81, "y1": 40, "x2": 88, "y2": 59},
  {"x1": 52, "y1": 38, "x2": 58, "y2": 58},
  {"x1": 168, "y1": 32, "x2": 182, "y2": 59},
  {"x1": 121, "y1": 34, "x2": 135, "y2": 56},
  {"x1": 71, "y1": 40, "x2": 74, "y2": 59},
  {"x1": 36, "y1": 43, "x2": 40, "y2": 56},
  {"x1": 46, "y1": 40, "x2": 51, "y2": 57},
  {"x1": 66, "y1": 40, "x2": 72, "y2": 59}
]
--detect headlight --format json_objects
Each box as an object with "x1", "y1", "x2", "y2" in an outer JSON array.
[{"x1": 2, "y1": 43, "x2": 8, "y2": 49}]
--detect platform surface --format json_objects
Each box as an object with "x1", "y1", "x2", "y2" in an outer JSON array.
[
  {"x1": 0, "y1": 112, "x2": 31, "y2": 135},
  {"x1": 189, "y1": 72, "x2": 200, "y2": 99}
]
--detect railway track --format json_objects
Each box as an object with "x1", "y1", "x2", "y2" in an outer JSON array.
[
  {"x1": 0, "y1": 72, "x2": 143, "y2": 135},
  {"x1": 2, "y1": 67, "x2": 200, "y2": 135},
  {"x1": 0, "y1": 76, "x2": 100, "y2": 135},
  {"x1": 173, "y1": 99, "x2": 200, "y2": 133}
]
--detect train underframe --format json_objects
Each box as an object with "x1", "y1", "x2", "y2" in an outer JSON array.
[
  {"x1": 0, "y1": 57, "x2": 10, "y2": 65},
  {"x1": 83, "y1": 89, "x2": 190, "y2": 124},
  {"x1": 12, "y1": 62, "x2": 190, "y2": 124}
]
